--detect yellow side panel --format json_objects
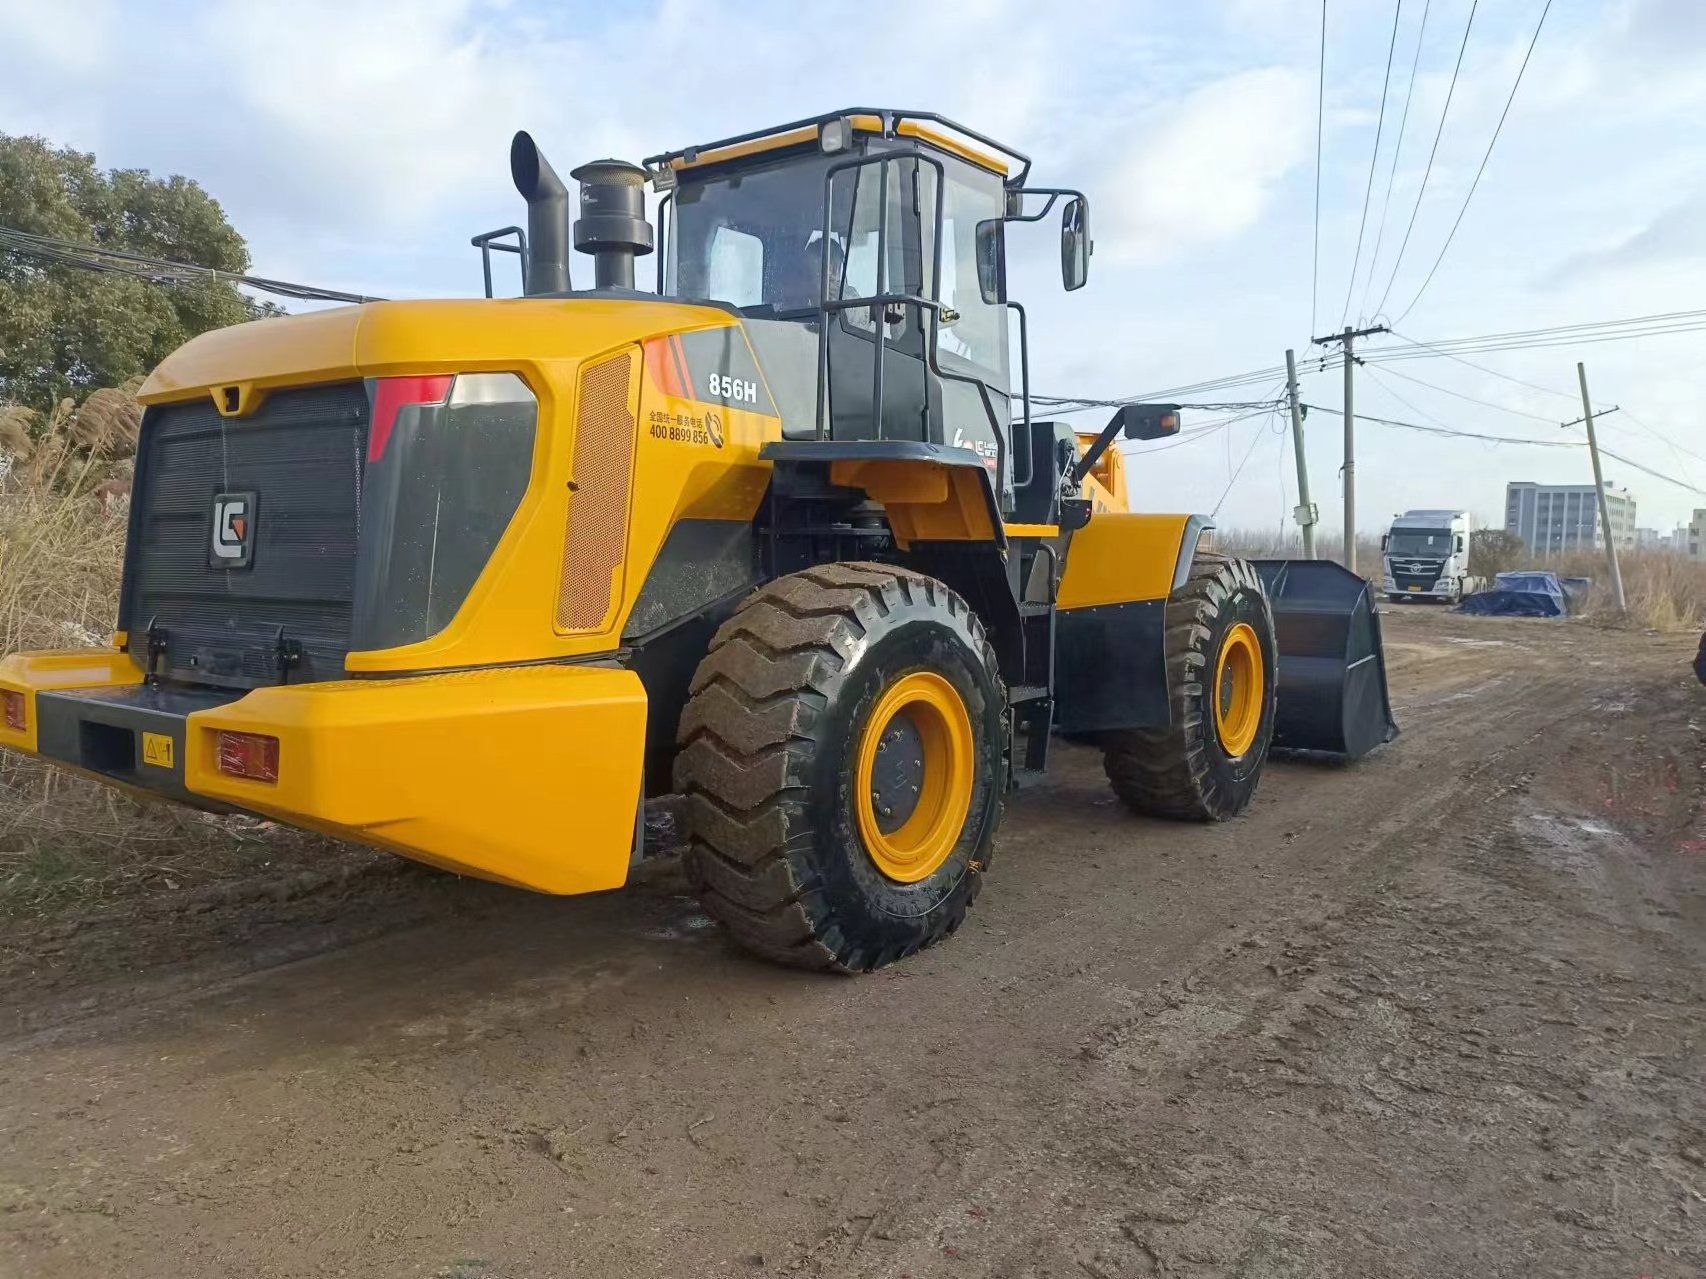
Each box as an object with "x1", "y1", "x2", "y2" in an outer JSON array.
[
  {"x1": 1056, "y1": 513, "x2": 1194, "y2": 610},
  {"x1": 828, "y1": 459, "x2": 997, "y2": 548},
  {"x1": 184, "y1": 665, "x2": 647, "y2": 896},
  {"x1": 0, "y1": 649, "x2": 144, "y2": 754},
  {"x1": 1075, "y1": 432, "x2": 1130, "y2": 512}
]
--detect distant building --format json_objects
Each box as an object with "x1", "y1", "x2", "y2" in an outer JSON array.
[
  {"x1": 1636, "y1": 527, "x2": 1663, "y2": 548},
  {"x1": 1505, "y1": 481, "x2": 1636, "y2": 552},
  {"x1": 1688, "y1": 510, "x2": 1706, "y2": 560}
]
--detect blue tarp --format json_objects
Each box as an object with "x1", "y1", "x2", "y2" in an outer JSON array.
[{"x1": 1456, "y1": 570, "x2": 1569, "y2": 618}]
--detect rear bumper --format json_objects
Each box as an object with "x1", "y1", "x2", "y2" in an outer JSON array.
[{"x1": 0, "y1": 650, "x2": 648, "y2": 895}]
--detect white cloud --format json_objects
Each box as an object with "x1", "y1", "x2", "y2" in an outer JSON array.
[
  {"x1": 1100, "y1": 67, "x2": 1312, "y2": 265},
  {"x1": 0, "y1": 0, "x2": 115, "y2": 73}
]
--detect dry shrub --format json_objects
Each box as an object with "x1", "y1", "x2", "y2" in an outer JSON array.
[
  {"x1": 0, "y1": 406, "x2": 37, "y2": 464},
  {"x1": 70, "y1": 383, "x2": 143, "y2": 458},
  {"x1": 1533, "y1": 549, "x2": 1706, "y2": 633},
  {"x1": 0, "y1": 387, "x2": 357, "y2": 918}
]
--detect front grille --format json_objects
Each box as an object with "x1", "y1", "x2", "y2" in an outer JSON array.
[
  {"x1": 1392, "y1": 559, "x2": 1443, "y2": 590},
  {"x1": 122, "y1": 384, "x2": 368, "y2": 687}
]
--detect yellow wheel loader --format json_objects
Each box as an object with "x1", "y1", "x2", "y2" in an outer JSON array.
[{"x1": 0, "y1": 110, "x2": 1396, "y2": 971}]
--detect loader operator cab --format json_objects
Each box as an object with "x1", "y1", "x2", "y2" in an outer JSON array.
[{"x1": 643, "y1": 110, "x2": 1090, "y2": 512}]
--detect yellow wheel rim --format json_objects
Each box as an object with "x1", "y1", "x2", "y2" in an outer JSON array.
[
  {"x1": 854, "y1": 671, "x2": 975, "y2": 884},
  {"x1": 1213, "y1": 622, "x2": 1264, "y2": 758}
]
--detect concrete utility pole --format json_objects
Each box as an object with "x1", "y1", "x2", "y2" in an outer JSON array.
[
  {"x1": 1284, "y1": 348, "x2": 1318, "y2": 558},
  {"x1": 1311, "y1": 323, "x2": 1388, "y2": 571},
  {"x1": 1575, "y1": 362, "x2": 1626, "y2": 615}
]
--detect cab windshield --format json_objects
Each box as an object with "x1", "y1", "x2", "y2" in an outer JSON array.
[
  {"x1": 665, "y1": 147, "x2": 1009, "y2": 380},
  {"x1": 1388, "y1": 529, "x2": 1453, "y2": 557},
  {"x1": 667, "y1": 151, "x2": 901, "y2": 317}
]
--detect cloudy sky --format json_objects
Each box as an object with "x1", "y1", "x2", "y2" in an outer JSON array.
[{"x1": 3, "y1": 0, "x2": 1703, "y2": 536}]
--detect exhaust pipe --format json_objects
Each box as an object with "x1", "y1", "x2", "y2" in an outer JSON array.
[
  {"x1": 570, "y1": 159, "x2": 653, "y2": 291},
  {"x1": 510, "y1": 131, "x2": 570, "y2": 295}
]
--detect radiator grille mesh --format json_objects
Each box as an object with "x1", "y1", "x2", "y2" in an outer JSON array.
[{"x1": 556, "y1": 353, "x2": 635, "y2": 631}]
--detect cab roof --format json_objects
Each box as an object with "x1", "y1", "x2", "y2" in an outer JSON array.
[{"x1": 642, "y1": 108, "x2": 1030, "y2": 187}]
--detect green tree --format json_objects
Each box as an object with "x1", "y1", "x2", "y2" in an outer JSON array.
[{"x1": 0, "y1": 135, "x2": 257, "y2": 410}]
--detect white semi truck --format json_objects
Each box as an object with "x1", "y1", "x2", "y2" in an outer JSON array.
[{"x1": 1381, "y1": 509, "x2": 1480, "y2": 604}]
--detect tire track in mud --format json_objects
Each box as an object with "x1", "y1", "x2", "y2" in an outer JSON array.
[{"x1": 3, "y1": 613, "x2": 1701, "y2": 1279}]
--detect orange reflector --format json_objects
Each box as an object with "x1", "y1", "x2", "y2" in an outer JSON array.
[
  {"x1": 2, "y1": 690, "x2": 23, "y2": 731},
  {"x1": 216, "y1": 731, "x2": 279, "y2": 782}
]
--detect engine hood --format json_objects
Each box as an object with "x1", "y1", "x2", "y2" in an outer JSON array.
[{"x1": 139, "y1": 297, "x2": 735, "y2": 407}]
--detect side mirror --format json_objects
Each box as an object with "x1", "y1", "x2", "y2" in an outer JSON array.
[
  {"x1": 975, "y1": 219, "x2": 1004, "y2": 304},
  {"x1": 1061, "y1": 196, "x2": 1090, "y2": 291},
  {"x1": 1115, "y1": 403, "x2": 1179, "y2": 441},
  {"x1": 1381, "y1": 534, "x2": 1390, "y2": 551}
]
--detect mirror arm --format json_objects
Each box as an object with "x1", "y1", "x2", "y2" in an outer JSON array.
[
  {"x1": 1070, "y1": 408, "x2": 1126, "y2": 487},
  {"x1": 1003, "y1": 187, "x2": 1087, "y2": 223}
]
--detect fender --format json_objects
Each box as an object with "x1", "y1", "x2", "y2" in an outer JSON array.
[{"x1": 1052, "y1": 512, "x2": 1214, "y2": 734}]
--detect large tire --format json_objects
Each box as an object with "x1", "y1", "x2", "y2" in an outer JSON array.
[
  {"x1": 674, "y1": 563, "x2": 1005, "y2": 972},
  {"x1": 1101, "y1": 553, "x2": 1277, "y2": 821}
]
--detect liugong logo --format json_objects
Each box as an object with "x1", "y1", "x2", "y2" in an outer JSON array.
[{"x1": 210, "y1": 491, "x2": 257, "y2": 569}]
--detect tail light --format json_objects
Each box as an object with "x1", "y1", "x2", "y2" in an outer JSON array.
[
  {"x1": 216, "y1": 731, "x2": 279, "y2": 782},
  {"x1": 367, "y1": 375, "x2": 454, "y2": 462},
  {"x1": 2, "y1": 690, "x2": 24, "y2": 731}
]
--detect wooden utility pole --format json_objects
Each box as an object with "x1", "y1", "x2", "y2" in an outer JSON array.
[
  {"x1": 1575, "y1": 362, "x2": 1626, "y2": 615},
  {"x1": 1311, "y1": 323, "x2": 1388, "y2": 571},
  {"x1": 1284, "y1": 348, "x2": 1318, "y2": 558}
]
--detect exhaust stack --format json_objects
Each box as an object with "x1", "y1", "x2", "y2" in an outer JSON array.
[
  {"x1": 510, "y1": 131, "x2": 570, "y2": 295},
  {"x1": 570, "y1": 159, "x2": 653, "y2": 291}
]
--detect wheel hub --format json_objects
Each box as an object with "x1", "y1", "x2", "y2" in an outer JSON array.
[
  {"x1": 853, "y1": 671, "x2": 976, "y2": 884},
  {"x1": 1212, "y1": 621, "x2": 1263, "y2": 758},
  {"x1": 869, "y1": 714, "x2": 925, "y2": 833}
]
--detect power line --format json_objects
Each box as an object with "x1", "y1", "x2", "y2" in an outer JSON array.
[
  {"x1": 1374, "y1": 0, "x2": 1476, "y2": 318},
  {"x1": 1034, "y1": 363, "x2": 1297, "y2": 410},
  {"x1": 1392, "y1": 0, "x2": 1553, "y2": 323},
  {"x1": 1311, "y1": 0, "x2": 1327, "y2": 335},
  {"x1": 1361, "y1": 0, "x2": 1430, "y2": 320},
  {"x1": 1394, "y1": 305, "x2": 1706, "y2": 349},
  {"x1": 1303, "y1": 401, "x2": 1706, "y2": 496},
  {"x1": 1368, "y1": 320, "x2": 1706, "y2": 360},
  {"x1": 1385, "y1": 328, "x2": 1582, "y2": 402},
  {"x1": 1364, "y1": 365, "x2": 1466, "y2": 430},
  {"x1": 1367, "y1": 360, "x2": 1560, "y2": 423},
  {"x1": 1617, "y1": 406, "x2": 1706, "y2": 473},
  {"x1": 1294, "y1": 309, "x2": 1706, "y2": 374},
  {"x1": 1341, "y1": 0, "x2": 1406, "y2": 328},
  {"x1": 1213, "y1": 411, "x2": 1283, "y2": 514},
  {"x1": 1305, "y1": 402, "x2": 1574, "y2": 446},
  {"x1": 0, "y1": 225, "x2": 380, "y2": 306}
]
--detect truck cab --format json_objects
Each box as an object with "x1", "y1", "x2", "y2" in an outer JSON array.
[{"x1": 1382, "y1": 509, "x2": 1478, "y2": 604}]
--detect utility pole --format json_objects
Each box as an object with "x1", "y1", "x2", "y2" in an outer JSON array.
[
  {"x1": 1284, "y1": 348, "x2": 1318, "y2": 558},
  {"x1": 1575, "y1": 362, "x2": 1626, "y2": 615},
  {"x1": 1311, "y1": 323, "x2": 1388, "y2": 571}
]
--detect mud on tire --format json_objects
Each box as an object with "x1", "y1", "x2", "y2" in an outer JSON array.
[
  {"x1": 674, "y1": 563, "x2": 1005, "y2": 972},
  {"x1": 1102, "y1": 553, "x2": 1277, "y2": 822}
]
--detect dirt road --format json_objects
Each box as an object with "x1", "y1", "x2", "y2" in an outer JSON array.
[{"x1": 3, "y1": 608, "x2": 1703, "y2": 1278}]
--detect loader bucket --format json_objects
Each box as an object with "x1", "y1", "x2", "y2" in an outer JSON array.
[{"x1": 1250, "y1": 559, "x2": 1398, "y2": 760}]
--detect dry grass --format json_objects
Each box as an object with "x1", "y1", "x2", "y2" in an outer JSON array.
[
  {"x1": 1524, "y1": 549, "x2": 1706, "y2": 633},
  {"x1": 1214, "y1": 525, "x2": 1706, "y2": 634},
  {"x1": 0, "y1": 404, "x2": 359, "y2": 919}
]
